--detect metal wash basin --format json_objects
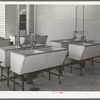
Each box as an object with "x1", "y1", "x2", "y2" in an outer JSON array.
[
  {"x1": 0, "y1": 44, "x2": 49, "y2": 68},
  {"x1": 81, "y1": 43, "x2": 92, "y2": 46},
  {"x1": 38, "y1": 46, "x2": 65, "y2": 52},
  {"x1": 10, "y1": 46, "x2": 67, "y2": 75},
  {"x1": 69, "y1": 40, "x2": 100, "y2": 60},
  {"x1": 93, "y1": 40, "x2": 100, "y2": 44},
  {"x1": 80, "y1": 40, "x2": 100, "y2": 46},
  {"x1": 0, "y1": 45, "x2": 29, "y2": 68},
  {"x1": 50, "y1": 38, "x2": 81, "y2": 49},
  {"x1": 0, "y1": 45, "x2": 19, "y2": 67},
  {"x1": 15, "y1": 49, "x2": 45, "y2": 56}
]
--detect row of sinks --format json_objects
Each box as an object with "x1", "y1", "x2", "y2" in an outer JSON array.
[
  {"x1": 1, "y1": 38, "x2": 100, "y2": 75},
  {"x1": 69, "y1": 40, "x2": 100, "y2": 60},
  {"x1": 73, "y1": 40, "x2": 100, "y2": 46},
  {"x1": 0, "y1": 45, "x2": 67, "y2": 75},
  {"x1": 51, "y1": 38, "x2": 100, "y2": 48},
  {"x1": 51, "y1": 39, "x2": 100, "y2": 47},
  {"x1": 51, "y1": 38, "x2": 81, "y2": 43},
  {"x1": 16, "y1": 46, "x2": 66, "y2": 56},
  {"x1": 9, "y1": 34, "x2": 48, "y2": 45},
  {"x1": 11, "y1": 46, "x2": 67, "y2": 74},
  {"x1": 0, "y1": 38, "x2": 10, "y2": 47},
  {"x1": 51, "y1": 39, "x2": 100, "y2": 61},
  {"x1": 50, "y1": 38, "x2": 82, "y2": 49}
]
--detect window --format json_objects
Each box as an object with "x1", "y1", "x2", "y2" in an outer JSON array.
[
  {"x1": 20, "y1": 14, "x2": 26, "y2": 30},
  {"x1": 0, "y1": 4, "x2": 5, "y2": 37}
]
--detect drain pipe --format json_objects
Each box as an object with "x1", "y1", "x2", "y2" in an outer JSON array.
[
  {"x1": 73, "y1": 5, "x2": 77, "y2": 39},
  {"x1": 81, "y1": 5, "x2": 86, "y2": 41},
  {"x1": 16, "y1": 5, "x2": 20, "y2": 45}
]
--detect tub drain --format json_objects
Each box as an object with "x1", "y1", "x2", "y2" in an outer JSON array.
[{"x1": 30, "y1": 87, "x2": 40, "y2": 91}]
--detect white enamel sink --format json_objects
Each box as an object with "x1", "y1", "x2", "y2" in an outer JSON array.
[
  {"x1": 0, "y1": 45, "x2": 28, "y2": 67},
  {"x1": 69, "y1": 41, "x2": 100, "y2": 60},
  {"x1": 38, "y1": 46, "x2": 66, "y2": 52},
  {"x1": 62, "y1": 40, "x2": 69, "y2": 42},
  {"x1": 11, "y1": 46, "x2": 67, "y2": 75},
  {"x1": 93, "y1": 40, "x2": 100, "y2": 44},
  {"x1": 16, "y1": 49, "x2": 45, "y2": 56},
  {"x1": 0, "y1": 45, "x2": 51, "y2": 68},
  {"x1": 17, "y1": 46, "x2": 65, "y2": 55},
  {"x1": 81, "y1": 40, "x2": 100, "y2": 46},
  {"x1": 81, "y1": 43, "x2": 92, "y2": 46},
  {"x1": 33, "y1": 50, "x2": 44, "y2": 53}
]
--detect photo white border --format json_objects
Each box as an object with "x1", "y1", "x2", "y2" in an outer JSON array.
[{"x1": 0, "y1": 1, "x2": 100, "y2": 98}]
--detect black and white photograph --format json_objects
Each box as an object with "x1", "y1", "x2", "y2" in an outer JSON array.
[{"x1": 0, "y1": 0, "x2": 100, "y2": 98}]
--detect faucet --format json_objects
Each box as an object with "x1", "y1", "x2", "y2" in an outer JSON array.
[
  {"x1": 16, "y1": 42, "x2": 26, "y2": 49},
  {"x1": 31, "y1": 33, "x2": 37, "y2": 49},
  {"x1": 73, "y1": 31, "x2": 77, "y2": 39},
  {"x1": 81, "y1": 36, "x2": 87, "y2": 42},
  {"x1": 16, "y1": 42, "x2": 21, "y2": 49}
]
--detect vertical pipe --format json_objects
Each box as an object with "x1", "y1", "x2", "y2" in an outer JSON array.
[
  {"x1": 82, "y1": 5, "x2": 84, "y2": 38},
  {"x1": 26, "y1": 5, "x2": 30, "y2": 35},
  {"x1": 75, "y1": 5, "x2": 77, "y2": 33},
  {"x1": 73, "y1": 5, "x2": 77, "y2": 38},
  {"x1": 16, "y1": 5, "x2": 20, "y2": 45},
  {"x1": 34, "y1": 5, "x2": 36, "y2": 34}
]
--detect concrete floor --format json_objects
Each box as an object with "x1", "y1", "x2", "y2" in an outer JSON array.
[{"x1": 0, "y1": 58, "x2": 100, "y2": 91}]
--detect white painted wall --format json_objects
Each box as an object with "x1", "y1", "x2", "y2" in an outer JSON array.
[
  {"x1": 5, "y1": 5, "x2": 100, "y2": 44},
  {"x1": 5, "y1": 5, "x2": 17, "y2": 38},
  {"x1": 84, "y1": 5, "x2": 100, "y2": 41},
  {"x1": 5, "y1": 5, "x2": 34, "y2": 39},
  {"x1": 36, "y1": 5, "x2": 75, "y2": 44},
  {"x1": 29, "y1": 5, "x2": 34, "y2": 34},
  {"x1": 35, "y1": 5, "x2": 100, "y2": 44},
  {"x1": 5, "y1": 5, "x2": 27, "y2": 39}
]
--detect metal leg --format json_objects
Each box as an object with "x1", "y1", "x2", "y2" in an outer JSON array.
[
  {"x1": 7, "y1": 67, "x2": 10, "y2": 87},
  {"x1": 62, "y1": 54, "x2": 68, "y2": 70},
  {"x1": 79, "y1": 62, "x2": 83, "y2": 76},
  {"x1": 13, "y1": 73, "x2": 15, "y2": 91},
  {"x1": 59, "y1": 75, "x2": 60, "y2": 84},
  {"x1": 80, "y1": 66, "x2": 82, "y2": 76},
  {"x1": 70, "y1": 63, "x2": 72, "y2": 73},
  {"x1": 1, "y1": 67, "x2": 3, "y2": 79},
  {"x1": 92, "y1": 58, "x2": 94, "y2": 66},
  {"x1": 49, "y1": 69, "x2": 51, "y2": 80},
  {"x1": 58, "y1": 67, "x2": 61, "y2": 84},
  {"x1": 70, "y1": 59, "x2": 73, "y2": 73},
  {"x1": 62, "y1": 66, "x2": 64, "y2": 70},
  {"x1": 21, "y1": 74, "x2": 24, "y2": 91},
  {"x1": 42, "y1": 72, "x2": 43, "y2": 77},
  {"x1": 59, "y1": 67, "x2": 63, "y2": 76}
]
